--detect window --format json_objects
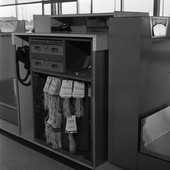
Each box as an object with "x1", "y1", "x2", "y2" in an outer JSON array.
[
  {"x1": 160, "y1": 0, "x2": 170, "y2": 16},
  {"x1": 123, "y1": 0, "x2": 154, "y2": 16},
  {"x1": 0, "y1": 0, "x2": 15, "y2": 5},
  {"x1": 62, "y1": 2, "x2": 77, "y2": 14},
  {"x1": 44, "y1": 3, "x2": 51, "y2": 15},
  {"x1": 78, "y1": 0, "x2": 91, "y2": 14},
  {"x1": 0, "y1": 6, "x2": 16, "y2": 17},
  {"x1": 0, "y1": 1, "x2": 43, "y2": 32},
  {"x1": 17, "y1": 0, "x2": 42, "y2": 3},
  {"x1": 93, "y1": 0, "x2": 114, "y2": 13},
  {"x1": 0, "y1": 0, "x2": 159, "y2": 32},
  {"x1": 17, "y1": 3, "x2": 42, "y2": 31},
  {"x1": 115, "y1": 0, "x2": 121, "y2": 11}
]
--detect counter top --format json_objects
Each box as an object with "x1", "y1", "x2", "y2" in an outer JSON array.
[{"x1": 12, "y1": 32, "x2": 108, "y2": 51}]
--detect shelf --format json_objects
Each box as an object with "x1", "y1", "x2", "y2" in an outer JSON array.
[
  {"x1": 32, "y1": 71, "x2": 92, "y2": 166},
  {"x1": 32, "y1": 69, "x2": 92, "y2": 82},
  {"x1": 35, "y1": 138, "x2": 92, "y2": 166}
]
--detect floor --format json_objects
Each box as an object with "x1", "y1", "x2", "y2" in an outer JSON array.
[
  {"x1": 0, "y1": 133, "x2": 75, "y2": 170},
  {"x1": 0, "y1": 130, "x2": 125, "y2": 170}
]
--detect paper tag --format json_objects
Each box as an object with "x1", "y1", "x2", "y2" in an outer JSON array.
[
  {"x1": 65, "y1": 115, "x2": 77, "y2": 133},
  {"x1": 72, "y1": 81, "x2": 85, "y2": 98},
  {"x1": 48, "y1": 77, "x2": 61, "y2": 95},
  {"x1": 59, "y1": 80, "x2": 73, "y2": 98},
  {"x1": 88, "y1": 86, "x2": 91, "y2": 97},
  {"x1": 43, "y1": 76, "x2": 52, "y2": 93}
]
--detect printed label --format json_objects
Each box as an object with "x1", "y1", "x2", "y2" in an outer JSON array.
[
  {"x1": 48, "y1": 77, "x2": 61, "y2": 95},
  {"x1": 59, "y1": 80, "x2": 73, "y2": 98},
  {"x1": 88, "y1": 86, "x2": 91, "y2": 97},
  {"x1": 43, "y1": 76, "x2": 52, "y2": 92},
  {"x1": 65, "y1": 115, "x2": 77, "y2": 133},
  {"x1": 72, "y1": 81, "x2": 85, "y2": 98}
]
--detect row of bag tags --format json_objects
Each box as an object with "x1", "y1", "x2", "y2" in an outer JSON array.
[
  {"x1": 43, "y1": 76, "x2": 91, "y2": 98},
  {"x1": 43, "y1": 76, "x2": 91, "y2": 152}
]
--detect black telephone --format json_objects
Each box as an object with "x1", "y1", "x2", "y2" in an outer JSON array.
[
  {"x1": 59, "y1": 23, "x2": 71, "y2": 32},
  {"x1": 16, "y1": 46, "x2": 31, "y2": 86}
]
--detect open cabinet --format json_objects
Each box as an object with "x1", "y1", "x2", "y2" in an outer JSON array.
[{"x1": 12, "y1": 32, "x2": 108, "y2": 169}]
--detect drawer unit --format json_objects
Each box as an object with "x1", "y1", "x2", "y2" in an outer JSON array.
[{"x1": 30, "y1": 38, "x2": 65, "y2": 73}]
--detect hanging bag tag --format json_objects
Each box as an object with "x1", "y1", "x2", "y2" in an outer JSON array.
[
  {"x1": 65, "y1": 115, "x2": 77, "y2": 153},
  {"x1": 72, "y1": 81, "x2": 85, "y2": 99},
  {"x1": 43, "y1": 76, "x2": 53, "y2": 93},
  {"x1": 48, "y1": 77, "x2": 61, "y2": 95},
  {"x1": 88, "y1": 85, "x2": 91, "y2": 98},
  {"x1": 65, "y1": 115, "x2": 77, "y2": 133},
  {"x1": 43, "y1": 76, "x2": 53, "y2": 110},
  {"x1": 59, "y1": 80, "x2": 73, "y2": 98},
  {"x1": 60, "y1": 80, "x2": 73, "y2": 117},
  {"x1": 72, "y1": 81, "x2": 85, "y2": 118}
]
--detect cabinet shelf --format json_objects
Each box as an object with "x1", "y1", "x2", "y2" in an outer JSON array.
[
  {"x1": 35, "y1": 138, "x2": 92, "y2": 166},
  {"x1": 32, "y1": 69, "x2": 92, "y2": 82}
]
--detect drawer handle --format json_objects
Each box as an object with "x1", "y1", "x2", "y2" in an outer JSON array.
[
  {"x1": 52, "y1": 64, "x2": 58, "y2": 69},
  {"x1": 51, "y1": 48, "x2": 59, "y2": 52},
  {"x1": 35, "y1": 46, "x2": 41, "y2": 51},
  {"x1": 35, "y1": 61, "x2": 42, "y2": 66}
]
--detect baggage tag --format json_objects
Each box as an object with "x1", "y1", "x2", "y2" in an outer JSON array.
[
  {"x1": 43, "y1": 76, "x2": 52, "y2": 93},
  {"x1": 59, "y1": 80, "x2": 73, "y2": 98},
  {"x1": 72, "y1": 81, "x2": 85, "y2": 98},
  {"x1": 88, "y1": 86, "x2": 91, "y2": 98},
  {"x1": 65, "y1": 115, "x2": 77, "y2": 133},
  {"x1": 48, "y1": 77, "x2": 61, "y2": 95}
]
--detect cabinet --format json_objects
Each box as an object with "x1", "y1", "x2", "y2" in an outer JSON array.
[
  {"x1": 12, "y1": 32, "x2": 108, "y2": 169},
  {"x1": 108, "y1": 16, "x2": 170, "y2": 170}
]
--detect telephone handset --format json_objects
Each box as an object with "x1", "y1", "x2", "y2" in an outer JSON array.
[{"x1": 16, "y1": 46, "x2": 31, "y2": 86}]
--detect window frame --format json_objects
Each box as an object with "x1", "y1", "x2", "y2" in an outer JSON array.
[{"x1": 0, "y1": 0, "x2": 163, "y2": 18}]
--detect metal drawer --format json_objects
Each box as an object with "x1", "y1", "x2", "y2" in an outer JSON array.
[{"x1": 31, "y1": 44, "x2": 64, "y2": 55}]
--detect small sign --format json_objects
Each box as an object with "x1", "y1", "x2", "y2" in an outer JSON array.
[
  {"x1": 48, "y1": 77, "x2": 61, "y2": 95},
  {"x1": 72, "y1": 81, "x2": 85, "y2": 98},
  {"x1": 88, "y1": 86, "x2": 91, "y2": 97},
  {"x1": 43, "y1": 76, "x2": 52, "y2": 93},
  {"x1": 65, "y1": 115, "x2": 77, "y2": 133},
  {"x1": 60, "y1": 80, "x2": 73, "y2": 98}
]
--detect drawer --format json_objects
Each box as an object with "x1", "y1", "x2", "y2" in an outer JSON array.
[
  {"x1": 31, "y1": 59, "x2": 64, "y2": 73},
  {"x1": 31, "y1": 44, "x2": 64, "y2": 55},
  {"x1": 49, "y1": 61, "x2": 64, "y2": 72}
]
